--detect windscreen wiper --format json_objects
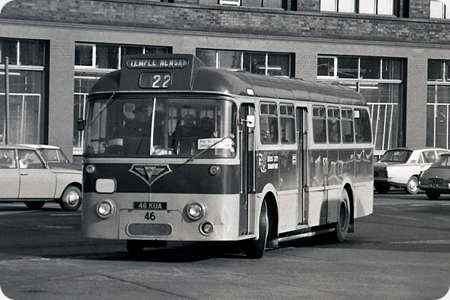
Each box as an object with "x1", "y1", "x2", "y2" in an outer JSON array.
[{"x1": 88, "y1": 92, "x2": 117, "y2": 125}]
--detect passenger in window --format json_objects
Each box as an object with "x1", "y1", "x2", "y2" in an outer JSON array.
[
  {"x1": 171, "y1": 114, "x2": 199, "y2": 154},
  {"x1": 122, "y1": 104, "x2": 151, "y2": 136},
  {"x1": 19, "y1": 153, "x2": 32, "y2": 169},
  {"x1": 281, "y1": 129, "x2": 289, "y2": 144},
  {"x1": 198, "y1": 117, "x2": 215, "y2": 138}
]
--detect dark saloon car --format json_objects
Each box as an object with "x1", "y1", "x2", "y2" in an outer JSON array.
[{"x1": 419, "y1": 153, "x2": 450, "y2": 199}]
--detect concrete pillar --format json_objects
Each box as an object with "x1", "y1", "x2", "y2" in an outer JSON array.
[{"x1": 48, "y1": 37, "x2": 75, "y2": 160}]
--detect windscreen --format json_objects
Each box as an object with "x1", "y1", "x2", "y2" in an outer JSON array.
[{"x1": 84, "y1": 94, "x2": 236, "y2": 158}]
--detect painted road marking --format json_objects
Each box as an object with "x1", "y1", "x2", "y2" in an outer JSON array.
[{"x1": 391, "y1": 240, "x2": 450, "y2": 245}]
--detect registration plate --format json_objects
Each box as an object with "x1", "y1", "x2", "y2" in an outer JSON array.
[{"x1": 133, "y1": 201, "x2": 167, "y2": 210}]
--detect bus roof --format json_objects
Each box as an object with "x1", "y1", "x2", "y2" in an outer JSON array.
[{"x1": 89, "y1": 55, "x2": 365, "y2": 106}]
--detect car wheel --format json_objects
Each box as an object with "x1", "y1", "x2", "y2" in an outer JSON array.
[
  {"x1": 245, "y1": 200, "x2": 269, "y2": 259},
  {"x1": 331, "y1": 189, "x2": 351, "y2": 243},
  {"x1": 406, "y1": 176, "x2": 419, "y2": 194},
  {"x1": 375, "y1": 182, "x2": 390, "y2": 194},
  {"x1": 425, "y1": 190, "x2": 440, "y2": 200},
  {"x1": 59, "y1": 185, "x2": 82, "y2": 211},
  {"x1": 25, "y1": 201, "x2": 45, "y2": 210}
]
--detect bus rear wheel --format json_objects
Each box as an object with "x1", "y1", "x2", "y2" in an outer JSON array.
[
  {"x1": 332, "y1": 189, "x2": 351, "y2": 243},
  {"x1": 245, "y1": 200, "x2": 269, "y2": 259},
  {"x1": 25, "y1": 201, "x2": 45, "y2": 210}
]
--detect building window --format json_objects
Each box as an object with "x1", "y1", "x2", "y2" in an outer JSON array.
[
  {"x1": 196, "y1": 49, "x2": 294, "y2": 78},
  {"x1": 219, "y1": 0, "x2": 291, "y2": 10},
  {"x1": 73, "y1": 42, "x2": 171, "y2": 154},
  {"x1": 427, "y1": 59, "x2": 450, "y2": 149},
  {"x1": 320, "y1": 0, "x2": 396, "y2": 15},
  {"x1": 317, "y1": 54, "x2": 405, "y2": 154},
  {"x1": 0, "y1": 38, "x2": 47, "y2": 145},
  {"x1": 430, "y1": 0, "x2": 449, "y2": 19}
]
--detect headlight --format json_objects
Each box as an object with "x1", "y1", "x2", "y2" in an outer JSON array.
[
  {"x1": 96, "y1": 200, "x2": 115, "y2": 219},
  {"x1": 185, "y1": 203, "x2": 205, "y2": 221}
]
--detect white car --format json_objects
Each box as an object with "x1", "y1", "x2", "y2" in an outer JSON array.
[
  {"x1": 0, "y1": 144, "x2": 82, "y2": 210},
  {"x1": 374, "y1": 148, "x2": 449, "y2": 194}
]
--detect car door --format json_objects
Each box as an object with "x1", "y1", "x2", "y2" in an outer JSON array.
[
  {"x1": 0, "y1": 148, "x2": 20, "y2": 199},
  {"x1": 18, "y1": 149, "x2": 57, "y2": 199}
]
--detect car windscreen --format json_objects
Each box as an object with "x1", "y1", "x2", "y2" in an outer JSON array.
[{"x1": 379, "y1": 150, "x2": 412, "y2": 163}]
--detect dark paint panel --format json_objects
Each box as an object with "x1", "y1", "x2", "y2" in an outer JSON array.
[{"x1": 83, "y1": 163, "x2": 240, "y2": 194}]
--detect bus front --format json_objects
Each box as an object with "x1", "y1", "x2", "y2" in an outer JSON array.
[{"x1": 81, "y1": 91, "x2": 243, "y2": 249}]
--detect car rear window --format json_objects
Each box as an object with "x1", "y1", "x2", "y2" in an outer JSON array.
[{"x1": 379, "y1": 150, "x2": 412, "y2": 163}]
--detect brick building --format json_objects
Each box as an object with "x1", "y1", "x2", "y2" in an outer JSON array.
[{"x1": 0, "y1": 0, "x2": 450, "y2": 159}]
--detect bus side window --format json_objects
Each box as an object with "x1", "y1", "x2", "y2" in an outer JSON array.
[
  {"x1": 354, "y1": 108, "x2": 372, "y2": 143},
  {"x1": 341, "y1": 108, "x2": 354, "y2": 143},
  {"x1": 280, "y1": 103, "x2": 295, "y2": 144},
  {"x1": 260, "y1": 102, "x2": 278, "y2": 144},
  {"x1": 327, "y1": 106, "x2": 341, "y2": 144},
  {"x1": 312, "y1": 105, "x2": 326, "y2": 143}
]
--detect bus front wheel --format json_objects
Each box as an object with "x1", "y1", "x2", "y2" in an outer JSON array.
[
  {"x1": 332, "y1": 189, "x2": 351, "y2": 243},
  {"x1": 245, "y1": 200, "x2": 269, "y2": 259}
]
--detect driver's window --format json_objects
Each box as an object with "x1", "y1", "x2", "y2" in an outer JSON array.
[{"x1": 18, "y1": 150, "x2": 45, "y2": 169}]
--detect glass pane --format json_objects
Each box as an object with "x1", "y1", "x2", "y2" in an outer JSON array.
[
  {"x1": 437, "y1": 85, "x2": 450, "y2": 103},
  {"x1": 0, "y1": 95, "x2": 4, "y2": 143},
  {"x1": 0, "y1": 39, "x2": 17, "y2": 65},
  {"x1": 435, "y1": 105, "x2": 447, "y2": 148},
  {"x1": 259, "y1": 103, "x2": 278, "y2": 144},
  {"x1": 280, "y1": 117, "x2": 295, "y2": 144},
  {"x1": 317, "y1": 57, "x2": 335, "y2": 77},
  {"x1": 75, "y1": 44, "x2": 93, "y2": 66},
  {"x1": 355, "y1": 109, "x2": 372, "y2": 143},
  {"x1": 19, "y1": 40, "x2": 44, "y2": 66},
  {"x1": 96, "y1": 45, "x2": 119, "y2": 69},
  {"x1": 430, "y1": 0, "x2": 445, "y2": 18},
  {"x1": 145, "y1": 47, "x2": 170, "y2": 54},
  {"x1": 218, "y1": 50, "x2": 242, "y2": 70},
  {"x1": 382, "y1": 58, "x2": 403, "y2": 80},
  {"x1": 341, "y1": 108, "x2": 354, "y2": 143},
  {"x1": 8, "y1": 95, "x2": 22, "y2": 144},
  {"x1": 377, "y1": 0, "x2": 393, "y2": 15},
  {"x1": 428, "y1": 60, "x2": 443, "y2": 81},
  {"x1": 122, "y1": 46, "x2": 144, "y2": 56},
  {"x1": 267, "y1": 54, "x2": 290, "y2": 76},
  {"x1": 23, "y1": 96, "x2": 40, "y2": 144},
  {"x1": 73, "y1": 94, "x2": 84, "y2": 147},
  {"x1": 360, "y1": 57, "x2": 380, "y2": 79},
  {"x1": 359, "y1": 0, "x2": 376, "y2": 14},
  {"x1": 327, "y1": 107, "x2": 341, "y2": 143},
  {"x1": 339, "y1": 0, "x2": 355, "y2": 12},
  {"x1": 428, "y1": 85, "x2": 436, "y2": 103},
  {"x1": 5, "y1": 70, "x2": 43, "y2": 94},
  {"x1": 74, "y1": 77, "x2": 99, "y2": 94},
  {"x1": 312, "y1": 106, "x2": 326, "y2": 143},
  {"x1": 18, "y1": 150, "x2": 44, "y2": 169},
  {"x1": 446, "y1": 60, "x2": 450, "y2": 81},
  {"x1": 243, "y1": 53, "x2": 266, "y2": 75},
  {"x1": 196, "y1": 49, "x2": 217, "y2": 67},
  {"x1": 337, "y1": 57, "x2": 358, "y2": 78},
  {"x1": 320, "y1": 0, "x2": 336, "y2": 11},
  {"x1": 426, "y1": 104, "x2": 435, "y2": 147},
  {"x1": 0, "y1": 149, "x2": 16, "y2": 169}
]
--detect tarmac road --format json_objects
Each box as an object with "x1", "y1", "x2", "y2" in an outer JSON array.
[{"x1": 0, "y1": 192, "x2": 449, "y2": 300}]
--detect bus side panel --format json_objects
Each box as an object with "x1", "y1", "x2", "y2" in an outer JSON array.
[
  {"x1": 353, "y1": 147, "x2": 374, "y2": 218},
  {"x1": 307, "y1": 149, "x2": 328, "y2": 226}
]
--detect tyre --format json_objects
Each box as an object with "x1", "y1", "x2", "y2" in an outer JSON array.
[
  {"x1": 425, "y1": 190, "x2": 440, "y2": 200},
  {"x1": 25, "y1": 201, "x2": 45, "y2": 210},
  {"x1": 331, "y1": 189, "x2": 351, "y2": 243},
  {"x1": 127, "y1": 240, "x2": 144, "y2": 257},
  {"x1": 406, "y1": 176, "x2": 419, "y2": 194},
  {"x1": 245, "y1": 200, "x2": 269, "y2": 259},
  {"x1": 59, "y1": 185, "x2": 82, "y2": 211},
  {"x1": 374, "y1": 182, "x2": 390, "y2": 194}
]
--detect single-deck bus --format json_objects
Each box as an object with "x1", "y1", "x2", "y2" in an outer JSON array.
[{"x1": 81, "y1": 54, "x2": 373, "y2": 258}]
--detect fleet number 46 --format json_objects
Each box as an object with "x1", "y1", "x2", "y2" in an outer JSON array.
[{"x1": 145, "y1": 212, "x2": 156, "y2": 221}]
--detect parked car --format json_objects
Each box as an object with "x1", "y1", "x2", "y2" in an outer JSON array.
[
  {"x1": 374, "y1": 148, "x2": 448, "y2": 194},
  {"x1": 419, "y1": 153, "x2": 450, "y2": 200},
  {"x1": 0, "y1": 144, "x2": 82, "y2": 210}
]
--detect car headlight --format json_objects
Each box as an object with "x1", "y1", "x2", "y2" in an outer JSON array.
[
  {"x1": 185, "y1": 203, "x2": 205, "y2": 221},
  {"x1": 96, "y1": 200, "x2": 115, "y2": 219}
]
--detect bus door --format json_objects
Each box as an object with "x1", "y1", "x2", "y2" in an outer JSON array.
[
  {"x1": 239, "y1": 103, "x2": 255, "y2": 235},
  {"x1": 296, "y1": 107, "x2": 308, "y2": 225}
]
